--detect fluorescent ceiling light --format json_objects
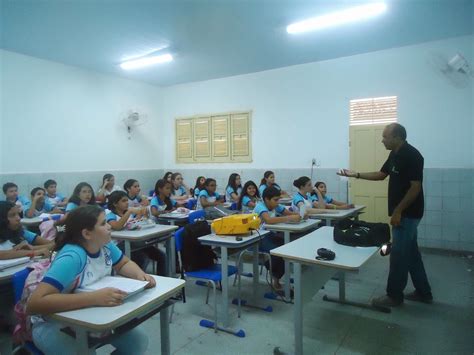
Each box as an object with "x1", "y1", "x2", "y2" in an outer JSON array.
[
  {"x1": 120, "y1": 53, "x2": 173, "y2": 70},
  {"x1": 287, "y1": 2, "x2": 387, "y2": 34}
]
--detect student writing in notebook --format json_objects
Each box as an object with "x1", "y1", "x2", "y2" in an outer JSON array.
[
  {"x1": 44, "y1": 179, "x2": 68, "y2": 209},
  {"x1": 0, "y1": 201, "x2": 53, "y2": 260},
  {"x1": 124, "y1": 179, "x2": 150, "y2": 207},
  {"x1": 237, "y1": 180, "x2": 261, "y2": 213},
  {"x1": 225, "y1": 173, "x2": 243, "y2": 203},
  {"x1": 27, "y1": 205, "x2": 154, "y2": 355},
  {"x1": 312, "y1": 181, "x2": 354, "y2": 210},
  {"x1": 253, "y1": 186, "x2": 300, "y2": 292},
  {"x1": 107, "y1": 191, "x2": 166, "y2": 275},
  {"x1": 259, "y1": 171, "x2": 290, "y2": 198}
]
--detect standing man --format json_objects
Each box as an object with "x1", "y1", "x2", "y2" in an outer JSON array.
[{"x1": 338, "y1": 123, "x2": 432, "y2": 307}]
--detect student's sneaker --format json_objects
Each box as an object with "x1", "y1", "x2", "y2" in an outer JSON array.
[
  {"x1": 405, "y1": 291, "x2": 433, "y2": 304},
  {"x1": 371, "y1": 295, "x2": 403, "y2": 307}
]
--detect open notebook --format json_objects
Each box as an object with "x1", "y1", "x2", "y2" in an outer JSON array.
[
  {"x1": 0, "y1": 257, "x2": 30, "y2": 271},
  {"x1": 75, "y1": 276, "x2": 150, "y2": 299}
]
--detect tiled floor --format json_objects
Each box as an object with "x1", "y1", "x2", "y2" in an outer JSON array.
[{"x1": 96, "y1": 249, "x2": 473, "y2": 355}]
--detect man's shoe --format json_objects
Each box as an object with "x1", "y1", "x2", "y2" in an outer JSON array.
[
  {"x1": 371, "y1": 295, "x2": 403, "y2": 307},
  {"x1": 405, "y1": 291, "x2": 433, "y2": 304}
]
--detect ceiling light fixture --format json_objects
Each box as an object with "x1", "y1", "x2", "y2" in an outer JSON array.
[
  {"x1": 120, "y1": 53, "x2": 173, "y2": 70},
  {"x1": 287, "y1": 2, "x2": 387, "y2": 34}
]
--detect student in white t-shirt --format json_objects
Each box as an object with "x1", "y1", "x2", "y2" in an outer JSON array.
[{"x1": 96, "y1": 174, "x2": 122, "y2": 204}]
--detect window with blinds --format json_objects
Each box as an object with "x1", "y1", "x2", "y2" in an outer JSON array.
[
  {"x1": 350, "y1": 96, "x2": 397, "y2": 126},
  {"x1": 176, "y1": 111, "x2": 252, "y2": 163}
]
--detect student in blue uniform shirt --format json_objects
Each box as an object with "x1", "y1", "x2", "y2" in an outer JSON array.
[
  {"x1": 253, "y1": 186, "x2": 300, "y2": 291},
  {"x1": 2, "y1": 182, "x2": 30, "y2": 217},
  {"x1": 44, "y1": 179, "x2": 68, "y2": 208},
  {"x1": 312, "y1": 181, "x2": 354, "y2": 210},
  {"x1": 197, "y1": 178, "x2": 224, "y2": 210},
  {"x1": 150, "y1": 179, "x2": 178, "y2": 218},
  {"x1": 107, "y1": 191, "x2": 166, "y2": 275},
  {"x1": 0, "y1": 201, "x2": 53, "y2": 260},
  {"x1": 27, "y1": 205, "x2": 153, "y2": 355},
  {"x1": 124, "y1": 179, "x2": 149, "y2": 208},
  {"x1": 65, "y1": 182, "x2": 96, "y2": 214},
  {"x1": 170, "y1": 173, "x2": 190, "y2": 202},
  {"x1": 192, "y1": 176, "x2": 206, "y2": 198},
  {"x1": 96, "y1": 174, "x2": 122, "y2": 204},
  {"x1": 258, "y1": 171, "x2": 290, "y2": 198},
  {"x1": 291, "y1": 176, "x2": 328, "y2": 215},
  {"x1": 24, "y1": 187, "x2": 63, "y2": 218},
  {"x1": 225, "y1": 173, "x2": 243, "y2": 203},
  {"x1": 237, "y1": 181, "x2": 260, "y2": 213}
]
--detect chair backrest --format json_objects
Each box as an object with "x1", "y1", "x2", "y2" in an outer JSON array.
[
  {"x1": 148, "y1": 189, "x2": 154, "y2": 197},
  {"x1": 13, "y1": 268, "x2": 32, "y2": 303},
  {"x1": 188, "y1": 209, "x2": 205, "y2": 224},
  {"x1": 186, "y1": 198, "x2": 197, "y2": 210},
  {"x1": 174, "y1": 227, "x2": 185, "y2": 253},
  {"x1": 230, "y1": 202, "x2": 237, "y2": 210}
]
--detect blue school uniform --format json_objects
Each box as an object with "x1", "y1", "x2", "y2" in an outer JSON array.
[
  {"x1": 241, "y1": 196, "x2": 259, "y2": 213},
  {"x1": 225, "y1": 186, "x2": 242, "y2": 202},
  {"x1": 2, "y1": 196, "x2": 30, "y2": 213},
  {"x1": 172, "y1": 186, "x2": 187, "y2": 197},
  {"x1": 313, "y1": 194, "x2": 333, "y2": 204},
  {"x1": 65, "y1": 202, "x2": 79, "y2": 212},
  {"x1": 46, "y1": 193, "x2": 66, "y2": 208},
  {"x1": 128, "y1": 195, "x2": 143, "y2": 208},
  {"x1": 197, "y1": 190, "x2": 221, "y2": 210},
  {"x1": 0, "y1": 229, "x2": 37, "y2": 251},
  {"x1": 253, "y1": 201, "x2": 286, "y2": 221},
  {"x1": 258, "y1": 183, "x2": 281, "y2": 197},
  {"x1": 150, "y1": 196, "x2": 177, "y2": 212},
  {"x1": 23, "y1": 199, "x2": 54, "y2": 217},
  {"x1": 193, "y1": 188, "x2": 201, "y2": 198},
  {"x1": 292, "y1": 192, "x2": 317, "y2": 212}
]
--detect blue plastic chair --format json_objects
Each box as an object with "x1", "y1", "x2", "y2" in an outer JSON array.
[
  {"x1": 188, "y1": 209, "x2": 205, "y2": 224},
  {"x1": 174, "y1": 227, "x2": 242, "y2": 335},
  {"x1": 12, "y1": 268, "x2": 44, "y2": 355},
  {"x1": 230, "y1": 202, "x2": 238, "y2": 211},
  {"x1": 148, "y1": 189, "x2": 155, "y2": 197},
  {"x1": 185, "y1": 198, "x2": 197, "y2": 210}
]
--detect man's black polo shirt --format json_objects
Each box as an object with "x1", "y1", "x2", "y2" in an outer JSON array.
[{"x1": 381, "y1": 142, "x2": 424, "y2": 218}]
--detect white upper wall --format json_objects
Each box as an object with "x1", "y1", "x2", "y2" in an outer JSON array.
[
  {"x1": 162, "y1": 35, "x2": 473, "y2": 169},
  {"x1": 0, "y1": 49, "x2": 164, "y2": 173}
]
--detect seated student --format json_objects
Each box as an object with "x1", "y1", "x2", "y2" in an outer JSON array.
[
  {"x1": 107, "y1": 191, "x2": 166, "y2": 275},
  {"x1": 24, "y1": 187, "x2": 63, "y2": 218},
  {"x1": 124, "y1": 179, "x2": 150, "y2": 208},
  {"x1": 254, "y1": 186, "x2": 300, "y2": 291},
  {"x1": 44, "y1": 179, "x2": 68, "y2": 208},
  {"x1": 192, "y1": 176, "x2": 206, "y2": 198},
  {"x1": 197, "y1": 178, "x2": 225, "y2": 210},
  {"x1": 170, "y1": 173, "x2": 190, "y2": 202},
  {"x1": 225, "y1": 173, "x2": 243, "y2": 203},
  {"x1": 96, "y1": 174, "x2": 122, "y2": 204},
  {"x1": 150, "y1": 179, "x2": 178, "y2": 218},
  {"x1": 65, "y1": 182, "x2": 96, "y2": 214},
  {"x1": 163, "y1": 171, "x2": 173, "y2": 184},
  {"x1": 292, "y1": 176, "x2": 328, "y2": 214},
  {"x1": 313, "y1": 181, "x2": 354, "y2": 210},
  {"x1": 26, "y1": 205, "x2": 152, "y2": 355},
  {"x1": 259, "y1": 171, "x2": 290, "y2": 198},
  {"x1": 0, "y1": 201, "x2": 53, "y2": 260},
  {"x1": 237, "y1": 180, "x2": 261, "y2": 213},
  {"x1": 2, "y1": 182, "x2": 30, "y2": 217}
]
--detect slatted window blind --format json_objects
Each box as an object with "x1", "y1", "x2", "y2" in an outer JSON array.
[{"x1": 350, "y1": 96, "x2": 397, "y2": 126}]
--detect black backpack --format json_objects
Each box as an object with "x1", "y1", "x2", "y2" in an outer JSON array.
[
  {"x1": 333, "y1": 219, "x2": 390, "y2": 247},
  {"x1": 181, "y1": 221, "x2": 217, "y2": 272}
]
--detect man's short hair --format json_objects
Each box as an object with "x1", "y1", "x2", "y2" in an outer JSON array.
[{"x1": 388, "y1": 123, "x2": 407, "y2": 141}]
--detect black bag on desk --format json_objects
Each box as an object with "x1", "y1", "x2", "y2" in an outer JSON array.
[
  {"x1": 333, "y1": 219, "x2": 390, "y2": 247},
  {"x1": 181, "y1": 220, "x2": 217, "y2": 271}
]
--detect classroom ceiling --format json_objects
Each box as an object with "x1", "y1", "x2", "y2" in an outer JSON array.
[{"x1": 1, "y1": 0, "x2": 473, "y2": 87}]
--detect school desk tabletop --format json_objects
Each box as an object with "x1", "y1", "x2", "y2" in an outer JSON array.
[
  {"x1": 308, "y1": 205, "x2": 366, "y2": 226},
  {"x1": 199, "y1": 230, "x2": 270, "y2": 332},
  {"x1": 278, "y1": 197, "x2": 293, "y2": 205},
  {"x1": 271, "y1": 226, "x2": 381, "y2": 355},
  {"x1": 157, "y1": 212, "x2": 189, "y2": 226},
  {"x1": 111, "y1": 225, "x2": 178, "y2": 276},
  {"x1": 264, "y1": 219, "x2": 321, "y2": 301},
  {"x1": 48, "y1": 275, "x2": 185, "y2": 355}
]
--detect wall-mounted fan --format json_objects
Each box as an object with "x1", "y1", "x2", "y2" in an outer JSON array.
[
  {"x1": 428, "y1": 52, "x2": 473, "y2": 88},
  {"x1": 122, "y1": 110, "x2": 148, "y2": 139}
]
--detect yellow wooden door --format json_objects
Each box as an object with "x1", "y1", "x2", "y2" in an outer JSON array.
[{"x1": 349, "y1": 124, "x2": 390, "y2": 223}]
